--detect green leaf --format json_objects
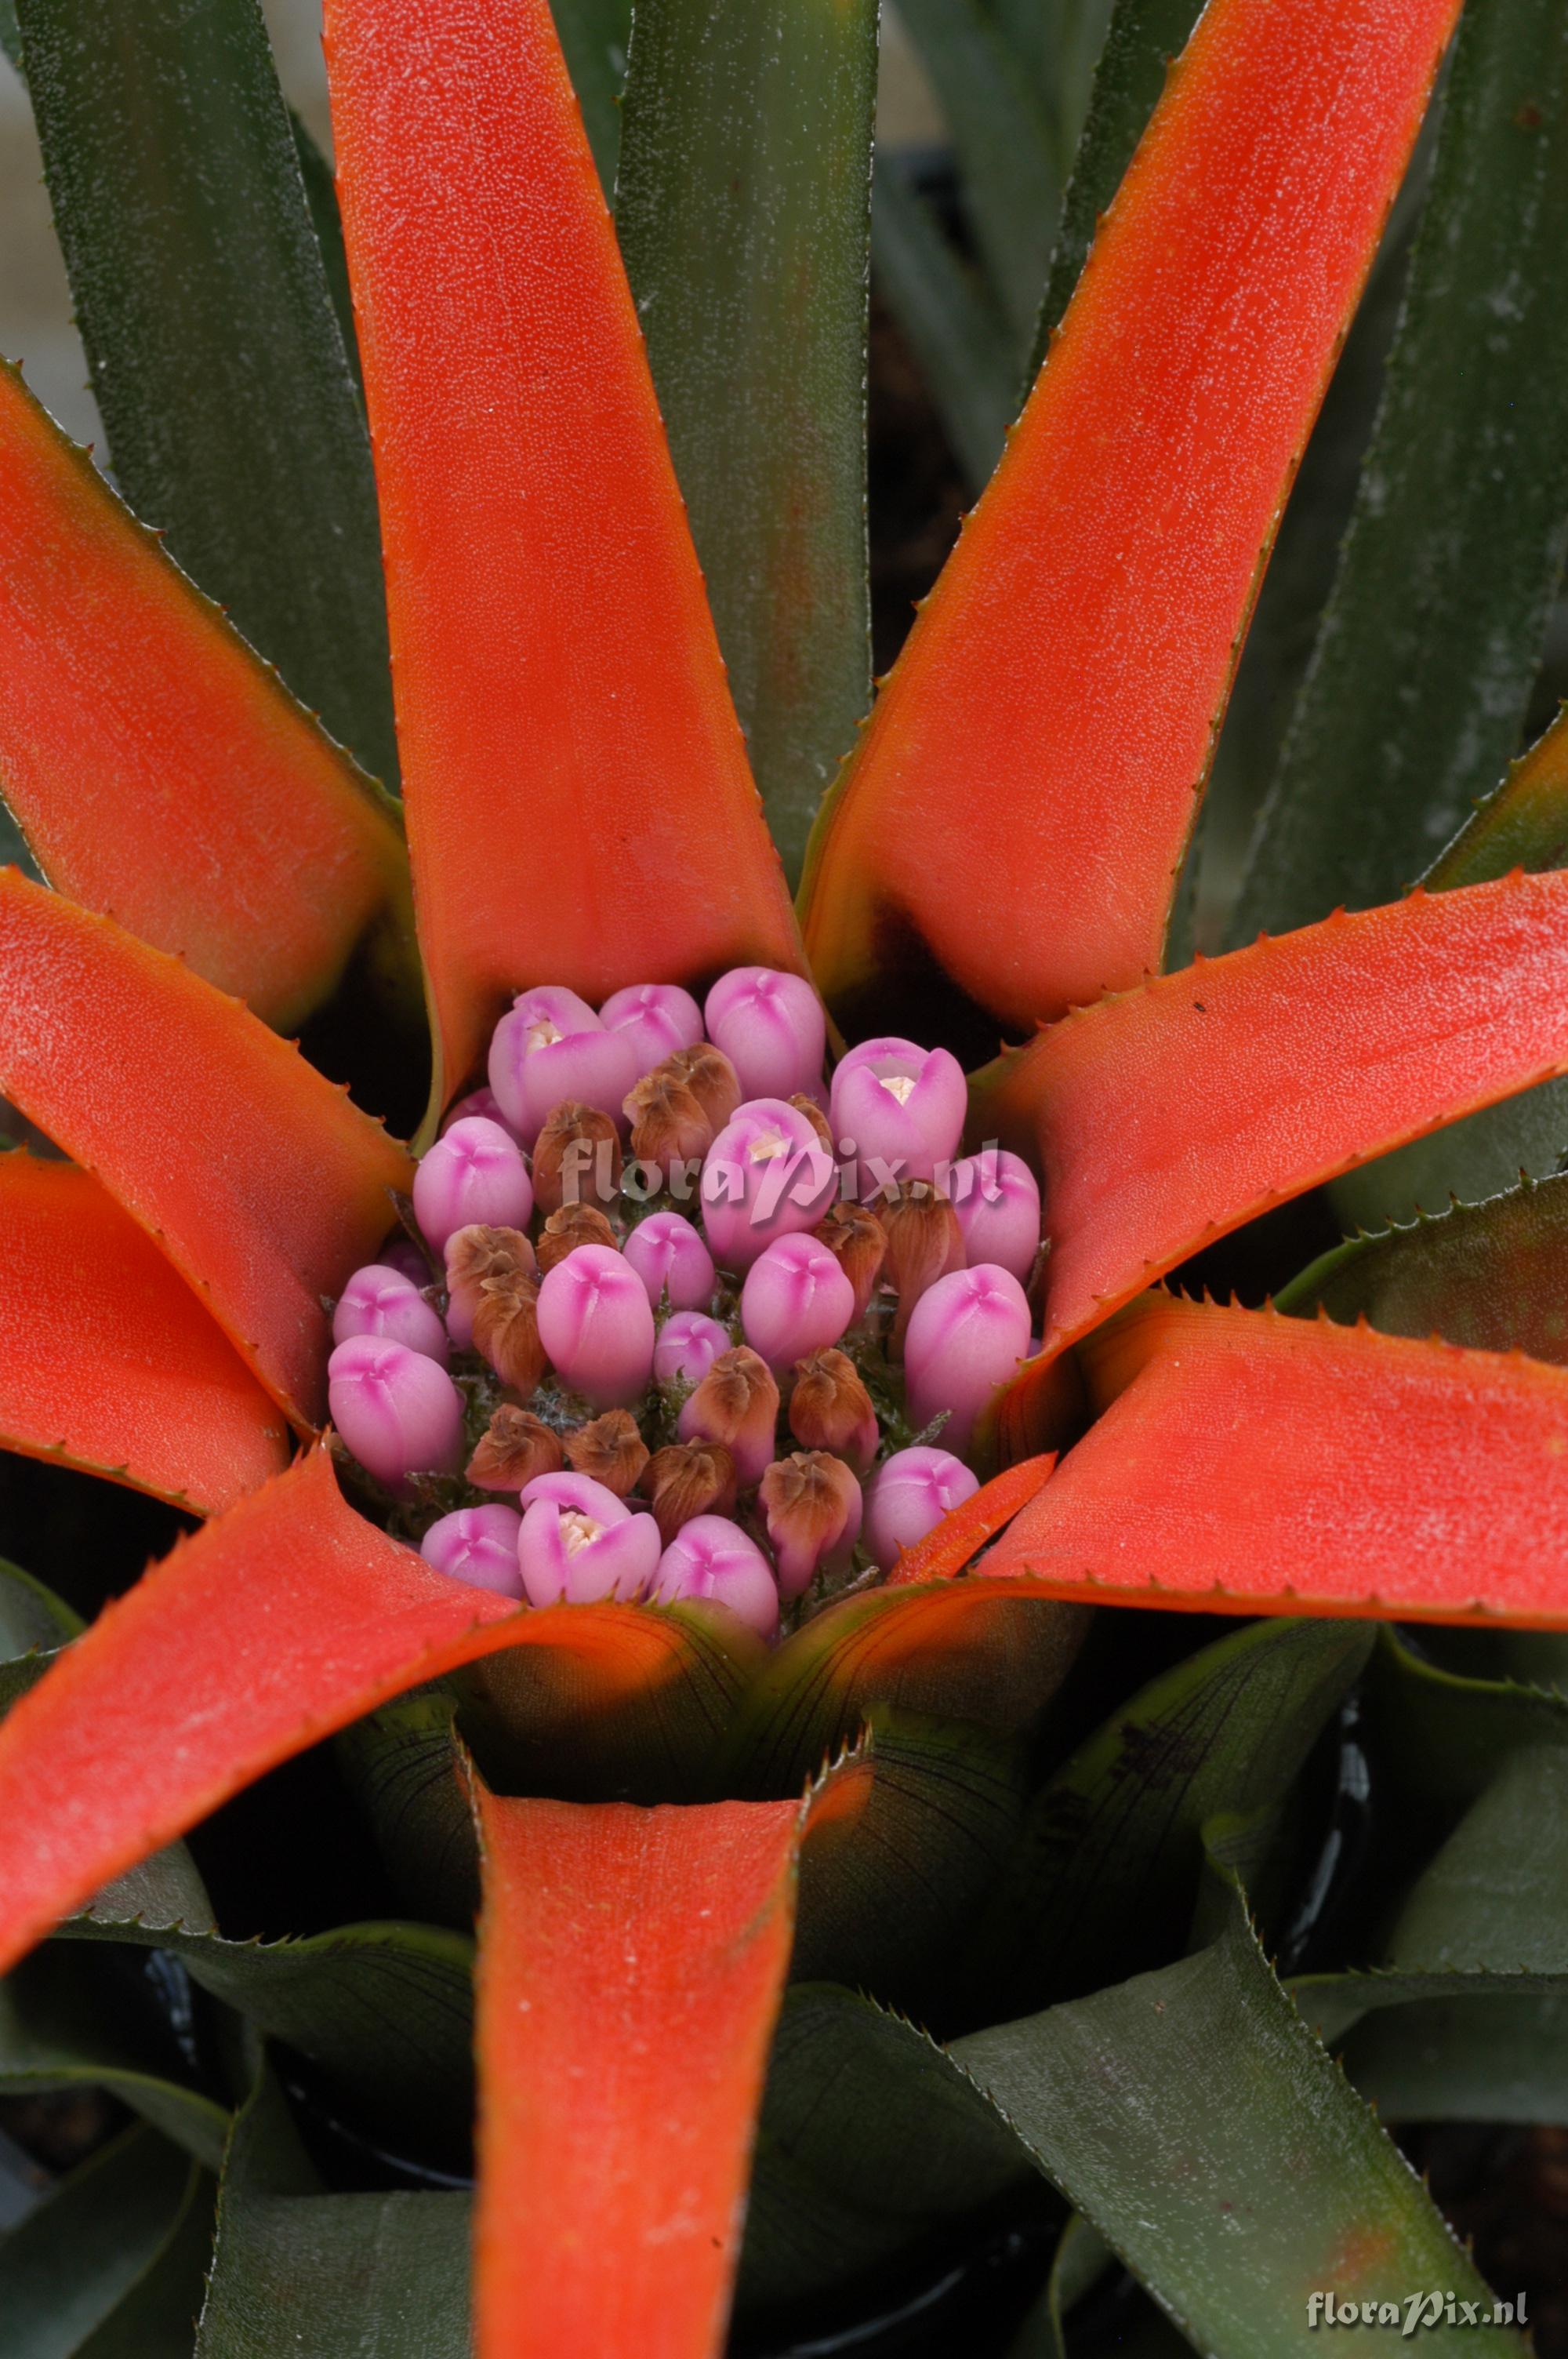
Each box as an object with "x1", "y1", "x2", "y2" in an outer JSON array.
[
  {"x1": 74, "y1": 2162, "x2": 214, "y2": 2359},
  {"x1": 15, "y1": 0, "x2": 397, "y2": 784},
  {"x1": 615, "y1": 0, "x2": 876, "y2": 885},
  {"x1": 1237, "y1": 0, "x2": 1568, "y2": 940},
  {"x1": 718, "y1": 1581, "x2": 1088, "y2": 1801},
  {"x1": 1363, "y1": 1624, "x2": 1568, "y2": 1809},
  {"x1": 67, "y1": 1914, "x2": 475, "y2": 2165},
  {"x1": 796, "y1": 1708, "x2": 1029, "y2": 2012},
  {"x1": 0, "y1": 1946, "x2": 230, "y2": 2170},
  {"x1": 551, "y1": 0, "x2": 631, "y2": 198},
  {"x1": 991, "y1": 0, "x2": 1114, "y2": 166},
  {"x1": 953, "y1": 1838, "x2": 1519, "y2": 2357},
  {"x1": 1277, "y1": 1169, "x2": 1568, "y2": 1359},
  {"x1": 0, "y1": 2, "x2": 20, "y2": 68},
  {"x1": 0, "y1": 1558, "x2": 82, "y2": 1659},
  {"x1": 1028, "y1": 0, "x2": 1203, "y2": 372},
  {"x1": 286, "y1": 115, "x2": 359, "y2": 394},
  {"x1": 0, "y1": 2125, "x2": 197, "y2": 2359},
  {"x1": 1338, "y1": 1993, "x2": 1568, "y2": 2125},
  {"x1": 335, "y1": 1687, "x2": 479, "y2": 1928},
  {"x1": 898, "y1": 0, "x2": 1060, "y2": 352},
  {"x1": 196, "y1": 2068, "x2": 470, "y2": 2359},
  {"x1": 869, "y1": 153, "x2": 1018, "y2": 490},
  {"x1": 967, "y1": 1615, "x2": 1372, "y2": 2012},
  {"x1": 739, "y1": 1981, "x2": 1029, "y2": 2317}
]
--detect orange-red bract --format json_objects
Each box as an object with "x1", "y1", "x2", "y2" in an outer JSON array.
[
  {"x1": 971, "y1": 874, "x2": 1568, "y2": 1362},
  {"x1": 0, "y1": 872, "x2": 414, "y2": 1428},
  {"x1": 800, "y1": 0, "x2": 1462, "y2": 1049},
  {"x1": 982, "y1": 1294, "x2": 1568, "y2": 1623},
  {"x1": 323, "y1": 0, "x2": 804, "y2": 1118},
  {"x1": 0, "y1": 1154, "x2": 289, "y2": 1511},
  {"x1": 884, "y1": 1452, "x2": 1056, "y2": 1584},
  {"x1": 0, "y1": 362, "x2": 410, "y2": 1032},
  {"x1": 471, "y1": 1785, "x2": 803, "y2": 2359}
]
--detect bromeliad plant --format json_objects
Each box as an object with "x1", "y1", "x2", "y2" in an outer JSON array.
[{"x1": 3, "y1": 0, "x2": 1568, "y2": 2350}]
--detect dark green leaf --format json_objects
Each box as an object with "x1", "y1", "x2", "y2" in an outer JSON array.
[
  {"x1": 1029, "y1": 0, "x2": 1203, "y2": 371},
  {"x1": 552, "y1": 0, "x2": 631, "y2": 198},
  {"x1": 739, "y1": 1982, "x2": 1028, "y2": 2317},
  {"x1": 967, "y1": 1615, "x2": 1372, "y2": 2011},
  {"x1": 335, "y1": 1688, "x2": 479, "y2": 1928},
  {"x1": 1276, "y1": 1169, "x2": 1568, "y2": 1360},
  {"x1": 1338, "y1": 1993, "x2": 1568, "y2": 2124},
  {"x1": 196, "y1": 2069, "x2": 470, "y2": 2359},
  {"x1": 67, "y1": 1914, "x2": 474, "y2": 2165},
  {"x1": 616, "y1": 0, "x2": 876, "y2": 884},
  {"x1": 953, "y1": 1841, "x2": 1518, "y2": 2357},
  {"x1": 989, "y1": 0, "x2": 1114, "y2": 168},
  {"x1": 898, "y1": 0, "x2": 1059, "y2": 351},
  {"x1": 1363, "y1": 1626, "x2": 1568, "y2": 1809},
  {"x1": 1237, "y1": 0, "x2": 1568, "y2": 939},
  {"x1": 74, "y1": 2163, "x2": 214, "y2": 2359},
  {"x1": 286, "y1": 115, "x2": 358, "y2": 394},
  {"x1": 16, "y1": 0, "x2": 396, "y2": 783},
  {"x1": 0, "y1": 2125, "x2": 196, "y2": 2359},
  {"x1": 0, "y1": 1, "x2": 19, "y2": 67},
  {"x1": 869, "y1": 153, "x2": 1018, "y2": 489},
  {"x1": 0, "y1": 1946, "x2": 230, "y2": 2170},
  {"x1": 796, "y1": 1708, "x2": 1029, "y2": 2010},
  {"x1": 0, "y1": 1558, "x2": 82, "y2": 1659}
]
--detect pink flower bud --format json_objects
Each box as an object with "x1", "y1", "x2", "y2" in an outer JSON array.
[
  {"x1": 829, "y1": 1037, "x2": 967, "y2": 1190},
  {"x1": 863, "y1": 1446, "x2": 981, "y2": 1572},
  {"x1": 378, "y1": 1233, "x2": 435, "y2": 1285},
  {"x1": 704, "y1": 967, "x2": 826, "y2": 1100},
  {"x1": 599, "y1": 982, "x2": 704, "y2": 1077},
  {"x1": 902, "y1": 1263, "x2": 1032, "y2": 1453},
  {"x1": 623, "y1": 1212, "x2": 717, "y2": 1312},
  {"x1": 333, "y1": 1264, "x2": 449, "y2": 1364},
  {"x1": 535, "y1": 1242, "x2": 655, "y2": 1408},
  {"x1": 515, "y1": 1469, "x2": 662, "y2": 1605},
  {"x1": 327, "y1": 1335, "x2": 466, "y2": 1493},
  {"x1": 652, "y1": 1514, "x2": 779, "y2": 1639},
  {"x1": 740, "y1": 1234, "x2": 855, "y2": 1371},
  {"x1": 700, "y1": 1098, "x2": 837, "y2": 1272},
  {"x1": 654, "y1": 1311, "x2": 732, "y2": 1390},
  {"x1": 442, "y1": 1085, "x2": 519, "y2": 1140},
  {"x1": 759, "y1": 1452, "x2": 863, "y2": 1601},
  {"x1": 488, "y1": 989, "x2": 639, "y2": 1147},
  {"x1": 949, "y1": 1149, "x2": 1042, "y2": 1284},
  {"x1": 413, "y1": 1117, "x2": 533, "y2": 1253},
  {"x1": 420, "y1": 1504, "x2": 524, "y2": 1598}
]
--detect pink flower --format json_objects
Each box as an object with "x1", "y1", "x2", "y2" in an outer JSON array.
[
  {"x1": 515, "y1": 1470, "x2": 662, "y2": 1605},
  {"x1": 704, "y1": 967, "x2": 826, "y2": 1100},
  {"x1": 412, "y1": 1116, "x2": 533, "y2": 1252},
  {"x1": 652, "y1": 1514, "x2": 779, "y2": 1638},
  {"x1": 420, "y1": 1504, "x2": 524, "y2": 1598},
  {"x1": 653, "y1": 1311, "x2": 733, "y2": 1390},
  {"x1": 699, "y1": 1097, "x2": 837, "y2": 1272},
  {"x1": 535, "y1": 1242, "x2": 655, "y2": 1407},
  {"x1": 332, "y1": 1263, "x2": 449, "y2": 1363},
  {"x1": 623, "y1": 1211, "x2": 717, "y2": 1311},
  {"x1": 740, "y1": 1234, "x2": 855, "y2": 1371},
  {"x1": 327, "y1": 1335, "x2": 466, "y2": 1494},
  {"x1": 441, "y1": 1085, "x2": 518, "y2": 1140},
  {"x1": 949, "y1": 1149, "x2": 1042, "y2": 1284},
  {"x1": 598, "y1": 982, "x2": 704, "y2": 1077},
  {"x1": 864, "y1": 1447, "x2": 981, "y2": 1572},
  {"x1": 759, "y1": 1452, "x2": 863, "y2": 1601},
  {"x1": 373, "y1": 1234, "x2": 433, "y2": 1287},
  {"x1": 902, "y1": 1264, "x2": 1032, "y2": 1453},
  {"x1": 829, "y1": 1037, "x2": 967, "y2": 1190},
  {"x1": 487, "y1": 985, "x2": 639, "y2": 1147}
]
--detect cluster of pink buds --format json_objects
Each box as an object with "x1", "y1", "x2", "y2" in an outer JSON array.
[{"x1": 327, "y1": 969, "x2": 1044, "y2": 1641}]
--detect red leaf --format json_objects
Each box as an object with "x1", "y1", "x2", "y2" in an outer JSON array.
[
  {"x1": 982, "y1": 1294, "x2": 1568, "y2": 1626},
  {"x1": 0, "y1": 364, "x2": 411, "y2": 1031},
  {"x1": 972, "y1": 874, "x2": 1568, "y2": 1364},
  {"x1": 884, "y1": 1453, "x2": 1055, "y2": 1584},
  {"x1": 0, "y1": 1154, "x2": 288, "y2": 1512},
  {"x1": 800, "y1": 0, "x2": 1461, "y2": 1048},
  {"x1": 471, "y1": 1783, "x2": 803, "y2": 2359},
  {"x1": 322, "y1": 0, "x2": 803, "y2": 1114},
  {"x1": 0, "y1": 873, "x2": 413, "y2": 1427},
  {"x1": 0, "y1": 1452, "x2": 720, "y2": 1976}
]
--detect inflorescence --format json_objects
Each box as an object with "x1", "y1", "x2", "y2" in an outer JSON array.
[{"x1": 327, "y1": 970, "x2": 1044, "y2": 1641}]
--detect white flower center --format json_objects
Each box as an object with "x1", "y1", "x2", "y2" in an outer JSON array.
[
  {"x1": 526, "y1": 1018, "x2": 563, "y2": 1053},
  {"x1": 560, "y1": 1510, "x2": 603, "y2": 1554},
  {"x1": 879, "y1": 1073, "x2": 917, "y2": 1105}
]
